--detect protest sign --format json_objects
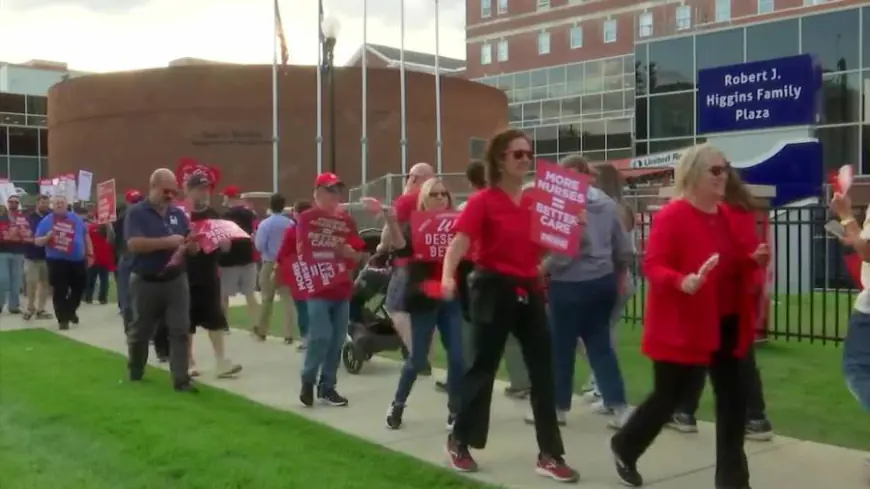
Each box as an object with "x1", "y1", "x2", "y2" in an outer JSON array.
[
  {"x1": 191, "y1": 219, "x2": 250, "y2": 253},
  {"x1": 56, "y1": 174, "x2": 77, "y2": 203},
  {"x1": 96, "y1": 179, "x2": 117, "y2": 224},
  {"x1": 51, "y1": 218, "x2": 76, "y2": 254},
  {"x1": 410, "y1": 211, "x2": 458, "y2": 262},
  {"x1": 3, "y1": 212, "x2": 32, "y2": 242},
  {"x1": 529, "y1": 161, "x2": 588, "y2": 255},
  {"x1": 77, "y1": 170, "x2": 94, "y2": 202},
  {"x1": 286, "y1": 258, "x2": 350, "y2": 300},
  {"x1": 39, "y1": 179, "x2": 54, "y2": 197},
  {"x1": 295, "y1": 208, "x2": 355, "y2": 261}
]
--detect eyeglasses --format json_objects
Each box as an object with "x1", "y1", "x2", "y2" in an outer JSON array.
[
  {"x1": 320, "y1": 185, "x2": 342, "y2": 194},
  {"x1": 429, "y1": 191, "x2": 449, "y2": 198},
  {"x1": 709, "y1": 165, "x2": 730, "y2": 177},
  {"x1": 504, "y1": 150, "x2": 533, "y2": 161}
]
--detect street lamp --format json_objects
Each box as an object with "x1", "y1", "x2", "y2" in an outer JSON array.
[{"x1": 321, "y1": 16, "x2": 340, "y2": 174}]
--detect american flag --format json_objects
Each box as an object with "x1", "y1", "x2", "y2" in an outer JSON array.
[{"x1": 274, "y1": 0, "x2": 289, "y2": 70}]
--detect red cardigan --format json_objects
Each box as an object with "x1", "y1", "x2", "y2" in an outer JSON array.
[{"x1": 641, "y1": 200, "x2": 763, "y2": 365}]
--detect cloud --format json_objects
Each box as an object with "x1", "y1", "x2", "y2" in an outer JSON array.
[{"x1": 0, "y1": 0, "x2": 466, "y2": 73}]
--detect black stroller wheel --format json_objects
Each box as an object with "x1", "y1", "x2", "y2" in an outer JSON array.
[{"x1": 342, "y1": 342, "x2": 364, "y2": 374}]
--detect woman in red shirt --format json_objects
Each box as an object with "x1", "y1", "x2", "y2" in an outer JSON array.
[
  {"x1": 440, "y1": 128, "x2": 578, "y2": 483},
  {"x1": 610, "y1": 144, "x2": 769, "y2": 488},
  {"x1": 84, "y1": 221, "x2": 115, "y2": 304}
]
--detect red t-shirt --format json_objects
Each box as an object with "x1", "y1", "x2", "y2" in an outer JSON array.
[
  {"x1": 87, "y1": 223, "x2": 115, "y2": 271},
  {"x1": 454, "y1": 187, "x2": 542, "y2": 279},
  {"x1": 393, "y1": 192, "x2": 419, "y2": 224}
]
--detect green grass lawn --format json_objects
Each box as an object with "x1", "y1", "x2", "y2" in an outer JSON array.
[
  {"x1": 230, "y1": 299, "x2": 870, "y2": 452},
  {"x1": 0, "y1": 330, "x2": 488, "y2": 489}
]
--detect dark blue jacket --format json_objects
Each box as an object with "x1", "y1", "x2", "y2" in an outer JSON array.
[{"x1": 24, "y1": 211, "x2": 48, "y2": 260}]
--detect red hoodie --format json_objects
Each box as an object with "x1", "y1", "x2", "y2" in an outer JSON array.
[{"x1": 87, "y1": 223, "x2": 115, "y2": 271}]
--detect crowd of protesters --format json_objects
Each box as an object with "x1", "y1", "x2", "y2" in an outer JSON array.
[{"x1": 11, "y1": 125, "x2": 870, "y2": 487}]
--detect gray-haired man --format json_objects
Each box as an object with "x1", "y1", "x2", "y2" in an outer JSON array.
[{"x1": 124, "y1": 168, "x2": 197, "y2": 392}]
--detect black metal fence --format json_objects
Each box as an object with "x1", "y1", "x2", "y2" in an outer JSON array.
[{"x1": 623, "y1": 204, "x2": 858, "y2": 344}]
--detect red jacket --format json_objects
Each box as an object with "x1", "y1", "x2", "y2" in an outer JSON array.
[
  {"x1": 87, "y1": 223, "x2": 116, "y2": 271},
  {"x1": 641, "y1": 200, "x2": 762, "y2": 365}
]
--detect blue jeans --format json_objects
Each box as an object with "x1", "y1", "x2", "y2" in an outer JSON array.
[
  {"x1": 0, "y1": 252, "x2": 24, "y2": 311},
  {"x1": 301, "y1": 299, "x2": 349, "y2": 389},
  {"x1": 548, "y1": 274, "x2": 627, "y2": 411},
  {"x1": 844, "y1": 310, "x2": 870, "y2": 410},
  {"x1": 295, "y1": 299, "x2": 309, "y2": 338},
  {"x1": 393, "y1": 299, "x2": 464, "y2": 412},
  {"x1": 116, "y1": 256, "x2": 133, "y2": 329}
]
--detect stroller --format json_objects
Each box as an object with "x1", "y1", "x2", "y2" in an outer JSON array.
[{"x1": 342, "y1": 232, "x2": 408, "y2": 374}]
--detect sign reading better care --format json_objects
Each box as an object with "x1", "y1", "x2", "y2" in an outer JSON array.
[{"x1": 697, "y1": 54, "x2": 821, "y2": 134}]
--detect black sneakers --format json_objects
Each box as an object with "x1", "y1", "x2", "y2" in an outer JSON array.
[
  {"x1": 299, "y1": 382, "x2": 315, "y2": 407},
  {"x1": 667, "y1": 413, "x2": 699, "y2": 433},
  {"x1": 174, "y1": 382, "x2": 199, "y2": 393},
  {"x1": 317, "y1": 386, "x2": 349, "y2": 407},
  {"x1": 745, "y1": 418, "x2": 774, "y2": 441},
  {"x1": 385, "y1": 402, "x2": 405, "y2": 430},
  {"x1": 611, "y1": 439, "x2": 643, "y2": 487}
]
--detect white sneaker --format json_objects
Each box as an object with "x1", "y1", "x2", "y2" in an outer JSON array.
[
  {"x1": 296, "y1": 338, "x2": 308, "y2": 351},
  {"x1": 583, "y1": 389, "x2": 603, "y2": 403},
  {"x1": 589, "y1": 399, "x2": 614, "y2": 415},
  {"x1": 607, "y1": 405, "x2": 635, "y2": 430},
  {"x1": 524, "y1": 409, "x2": 567, "y2": 426},
  {"x1": 216, "y1": 359, "x2": 243, "y2": 378}
]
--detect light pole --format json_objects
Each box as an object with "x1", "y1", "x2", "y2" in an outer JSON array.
[{"x1": 321, "y1": 16, "x2": 340, "y2": 175}]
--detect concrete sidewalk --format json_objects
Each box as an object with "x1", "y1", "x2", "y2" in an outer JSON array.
[{"x1": 2, "y1": 303, "x2": 868, "y2": 489}]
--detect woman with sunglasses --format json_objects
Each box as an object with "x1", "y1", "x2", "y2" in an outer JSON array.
[
  {"x1": 385, "y1": 178, "x2": 465, "y2": 430},
  {"x1": 440, "y1": 128, "x2": 578, "y2": 483},
  {"x1": 610, "y1": 144, "x2": 769, "y2": 488}
]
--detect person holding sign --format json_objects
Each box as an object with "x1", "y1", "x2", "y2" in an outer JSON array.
[
  {"x1": 385, "y1": 178, "x2": 465, "y2": 430},
  {"x1": 610, "y1": 144, "x2": 769, "y2": 489},
  {"x1": 33, "y1": 195, "x2": 93, "y2": 330},
  {"x1": 0, "y1": 194, "x2": 29, "y2": 314},
  {"x1": 535, "y1": 155, "x2": 634, "y2": 429},
  {"x1": 439, "y1": 128, "x2": 578, "y2": 482}
]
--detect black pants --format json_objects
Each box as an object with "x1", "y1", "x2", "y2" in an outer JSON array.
[
  {"x1": 612, "y1": 316, "x2": 749, "y2": 487},
  {"x1": 47, "y1": 259, "x2": 87, "y2": 324},
  {"x1": 453, "y1": 271, "x2": 564, "y2": 456},
  {"x1": 678, "y1": 345, "x2": 767, "y2": 420},
  {"x1": 84, "y1": 265, "x2": 110, "y2": 303}
]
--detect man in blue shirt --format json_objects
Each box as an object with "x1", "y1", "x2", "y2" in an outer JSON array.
[
  {"x1": 23, "y1": 195, "x2": 52, "y2": 320},
  {"x1": 124, "y1": 168, "x2": 197, "y2": 392},
  {"x1": 34, "y1": 195, "x2": 93, "y2": 330},
  {"x1": 253, "y1": 193, "x2": 299, "y2": 344}
]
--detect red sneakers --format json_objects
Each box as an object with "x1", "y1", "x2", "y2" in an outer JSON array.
[
  {"x1": 535, "y1": 455, "x2": 580, "y2": 483},
  {"x1": 445, "y1": 437, "x2": 478, "y2": 473}
]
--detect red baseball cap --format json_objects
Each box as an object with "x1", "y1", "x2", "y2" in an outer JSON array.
[
  {"x1": 125, "y1": 190, "x2": 143, "y2": 203},
  {"x1": 222, "y1": 185, "x2": 240, "y2": 198},
  {"x1": 314, "y1": 172, "x2": 343, "y2": 188}
]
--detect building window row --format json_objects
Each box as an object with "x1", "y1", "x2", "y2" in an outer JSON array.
[
  {"x1": 480, "y1": 0, "x2": 509, "y2": 18},
  {"x1": 0, "y1": 93, "x2": 49, "y2": 128}
]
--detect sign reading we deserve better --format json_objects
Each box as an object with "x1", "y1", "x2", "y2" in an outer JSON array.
[{"x1": 697, "y1": 54, "x2": 821, "y2": 134}]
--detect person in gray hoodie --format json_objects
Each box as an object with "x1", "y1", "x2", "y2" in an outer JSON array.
[{"x1": 537, "y1": 155, "x2": 634, "y2": 427}]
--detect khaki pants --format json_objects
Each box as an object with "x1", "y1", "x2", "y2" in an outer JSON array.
[
  {"x1": 256, "y1": 262, "x2": 299, "y2": 339},
  {"x1": 24, "y1": 259, "x2": 50, "y2": 312}
]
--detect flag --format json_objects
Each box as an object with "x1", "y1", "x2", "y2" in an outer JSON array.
[{"x1": 274, "y1": 0, "x2": 290, "y2": 70}]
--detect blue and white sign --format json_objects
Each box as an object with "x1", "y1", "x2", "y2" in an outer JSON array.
[{"x1": 697, "y1": 54, "x2": 821, "y2": 134}]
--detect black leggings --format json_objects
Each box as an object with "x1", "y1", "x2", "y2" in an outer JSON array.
[
  {"x1": 452, "y1": 271, "x2": 564, "y2": 456},
  {"x1": 47, "y1": 259, "x2": 87, "y2": 323},
  {"x1": 612, "y1": 316, "x2": 749, "y2": 487}
]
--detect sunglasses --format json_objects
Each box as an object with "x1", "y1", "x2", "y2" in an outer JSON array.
[
  {"x1": 319, "y1": 185, "x2": 343, "y2": 194},
  {"x1": 709, "y1": 165, "x2": 730, "y2": 177},
  {"x1": 504, "y1": 150, "x2": 533, "y2": 161},
  {"x1": 429, "y1": 191, "x2": 449, "y2": 198}
]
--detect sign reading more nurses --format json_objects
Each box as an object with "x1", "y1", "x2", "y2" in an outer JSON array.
[
  {"x1": 697, "y1": 54, "x2": 821, "y2": 134},
  {"x1": 529, "y1": 161, "x2": 588, "y2": 256}
]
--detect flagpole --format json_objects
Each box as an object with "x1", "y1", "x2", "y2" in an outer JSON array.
[
  {"x1": 434, "y1": 0, "x2": 443, "y2": 174},
  {"x1": 399, "y1": 0, "x2": 407, "y2": 175},
  {"x1": 271, "y1": 0, "x2": 280, "y2": 192},
  {"x1": 316, "y1": 0, "x2": 324, "y2": 174},
  {"x1": 360, "y1": 0, "x2": 368, "y2": 194}
]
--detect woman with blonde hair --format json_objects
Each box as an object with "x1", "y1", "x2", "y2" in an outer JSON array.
[
  {"x1": 385, "y1": 177, "x2": 465, "y2": 431},
  {"x1": 610, "y1": 144, "x2": 769, "y2": 488}
]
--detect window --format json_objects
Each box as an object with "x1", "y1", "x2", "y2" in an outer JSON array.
[
  {"x1": 803, "y1": 0, "x2": 826, "y2": 5},
  {"x1": 607, "y1": 118, "x2": 633, "y2": 149},
  {"x1": 537, "y1": 31, "x2": 551, "y2": 55},
  {"x1": 695, "y1": 29, "x2": 744, "y2": 72},
  {"x1": 820, "y1": 72, "x2": 861, "y2": 124},
  {"x1": 638, "y1": 12, "x2": 653, "y2": 38},
  {"x1": 715, "y1": 0, "x2": 731, "y2": 22},
  {"x1": 534, "y1": 125, "x2": 557, "y2": 154},
  {"x1": 634, "y1": 96, "x2": 648, "y2": 139},
  {"x1": 7, "y1": 127, "x2": 38, "y2": 156},
  {"x1": 603, "y1": 19, "x2": 617, "y2": 43},
  {"x1": 648, "y1": 36, "x2": 695, "y2": 93},
  {"x1": 602, "y1": 92, "x2": 624, "y2": 112},
  {"x1": 569, "y1": 26, "x2": 583, "y2": 49},
  {"x1": 757, "y1": 0, "x2": 773, "y2": 14},
  {"x1": 649, "y1": 92, "x2": 695, "y2": 138},
  {"x1": 801, "y1": 10, "x2": 860, "y2": 73},
  {"x1": 0, "y1": 157, "x2": 7, "y2": 178},
  {"x1": 26, "y1": 95, "x2": 47, "y2": 116},
  {"x1": 9, "y1": 156, "x2": 40, "y2": 182},
  {"x1": 0, "y1": 93, "x2": 26, "y2": 114},
  {"x1": 0, "y1": 127, "x2": 7, "y2": 154},
  {"x1": 481, "y1": 0, "x2": 491, "y2": 18},
  {"x1": 635, "y1": 44, "x2": 648, "y2": 95},
  {"x1": 469, "y1": 138, "x2": 487, "y2": 158},
  {"x1": 746, "y1": 19, "x2": 798, "y2": 63},
  {"x1": 39, "y1": 129, "x2": 48, "y2": 157},
  {"x1": 480, "y1": 43, "x2": 492, "y2": 64},
  {"x1": 817, "y1": 125, "x2": 859, "y2": 173},
  {"x1": 537, "y1": 0, "x2": 550, "y2": 9},
  {"x1": 497, "y1": 0, "x2": 508, "y2": 14},
  {"x1": 508, "y1": 105, "x2": 522, "y2": 124},
  {"x1": 497, "y1": 39, "x2": 509, "y2": 61},
  {"x1": 865, "y1": 7, "x2": 870, "y2": 67},
  {"x1": 581, "y1": 120, "x2": 606, "y2": 151},
  {"x1": 558, "y1": 125, "x2": 580, "y2": 153},
  {"x1": 676, "y1": 5, "x2": 691, "y2": 31}
]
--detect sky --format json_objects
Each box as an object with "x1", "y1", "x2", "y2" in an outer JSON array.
[{"x1": 0, "y1": 0, "x2": 467, "y2": 73}]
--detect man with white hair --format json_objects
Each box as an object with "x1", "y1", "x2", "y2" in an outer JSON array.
[{"x1": 379, "y1": 163, "x2": 435, "y2": 374}]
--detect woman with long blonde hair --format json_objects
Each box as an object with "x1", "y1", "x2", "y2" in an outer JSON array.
[{"x1": 385, "y1": 177, "x2": 466, "y2": 431}]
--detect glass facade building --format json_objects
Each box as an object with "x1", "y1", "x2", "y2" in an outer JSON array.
[
  {"x1": 475, "y1": 54, "x2": 636, "y2": 163},
  {"x1": 634, "y1": 5, "x2": 870, "y2": 174},
  {"x1": 0, "y1": 92, "x2": 49, "y2": 195}
]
